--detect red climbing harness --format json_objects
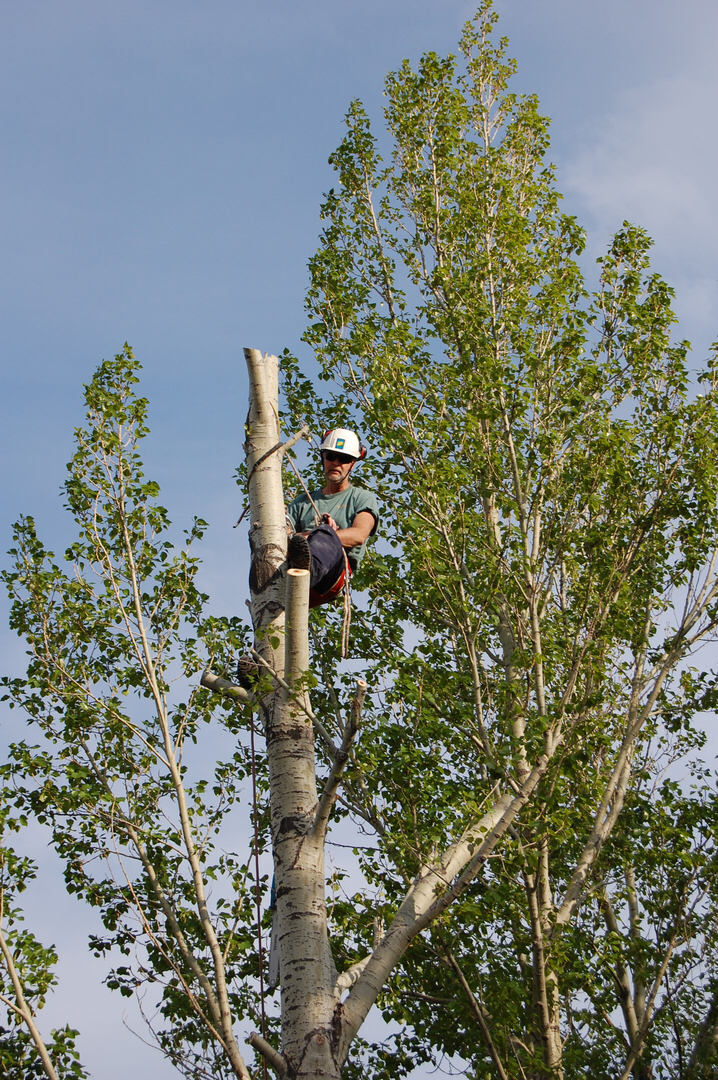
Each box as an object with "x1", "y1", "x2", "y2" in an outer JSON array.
[{"x1": 309, "y1": 558, "x2": 352, "y2": 609}]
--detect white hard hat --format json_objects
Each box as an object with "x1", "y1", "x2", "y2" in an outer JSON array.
[{"x1": 319, "y1": 428, "x2": 366, "y2": 461}]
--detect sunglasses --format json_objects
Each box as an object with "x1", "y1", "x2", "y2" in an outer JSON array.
[{"x1": 322, "y1": 451, "x2": 354, "y2": 465}]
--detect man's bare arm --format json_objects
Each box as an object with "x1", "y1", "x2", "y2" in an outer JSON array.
[{"x1": 326, "y1": 510, "x2": 376, "y2": 550}]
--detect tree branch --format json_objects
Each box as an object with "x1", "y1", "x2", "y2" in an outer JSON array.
[
  {"x1": 245, "y1": 424, "x2": 309, "y2": 487},
  {"x1": 625, "y1": 866, "x2": 646, "y2": 1024},
  {"x1": 340, "y1": 752, "x2": 553, "y2": 1062},
  {"x1": 313, "y1": 679, "x2": 367, "y2": 838},
  {"x1": 600, "y1": 889, "x2": 641, "y2": 1050},
  {"x1": 248, "y1": 1032, "x2": 288, "y2": 1077},
  {"x1": 0, "y1": 925, "x2": 60, "y2": 1080},
  {"x1": 552, "y1": 630, "x2": 679, "y2": 935},
  {"x1": 444, "y1": 947, "x2": 509, "y2": 1080},
  {"x1": 523, "y1": 867, "x2": 553, "y2": 1061},
  {"x1": 335, "y1": 954, "x2": 372, "y2": 996},
  {"x1": 617, "y1": 931, "x2": 680, "y2": 1080},
  {"x1": 107, "y1": 494, "x2": 252, "y2": 1080},
  {"x1": 200, "y1": 669, "x2": 255, "y2": 706},
  {"x1": 80, "y1": 741, "x2": 226, "y2": 1031}
]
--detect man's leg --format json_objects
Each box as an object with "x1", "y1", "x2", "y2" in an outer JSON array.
[
  {"x1": 288, "y1": 524, "x2": 344, "y2": 595},
  {"x1": 238, "y1": 526, "x2": 346, "y2": 686}
]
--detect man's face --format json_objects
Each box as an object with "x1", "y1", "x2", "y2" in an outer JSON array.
[{"x1": 321, "y1": 450, "x2": 355, "y2": 485}]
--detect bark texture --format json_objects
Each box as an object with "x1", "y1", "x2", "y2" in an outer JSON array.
[
  {"x1": 244, "y1": 351, "x2": 339, "y2": 1080},
  {"x1": 243, "y1": 348, "x2": 557, "y2": 1078}
]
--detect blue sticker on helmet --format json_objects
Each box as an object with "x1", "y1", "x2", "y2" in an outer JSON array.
[{"x1": 335, "y1": 438, "x2": 345, "y2": 448}]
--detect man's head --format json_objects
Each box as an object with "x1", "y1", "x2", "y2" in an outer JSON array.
[{"x1": 319, "y1": 428, "x2": 365, "y2": 489}]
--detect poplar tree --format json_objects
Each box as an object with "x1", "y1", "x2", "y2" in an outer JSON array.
[
  {"x1": 0, "y1": 783, "x2": 86, "y2": 1079},
  {"x1": 3, "y1": 4, "x2": 718, "y2": 1080},
  {"x1": 284, "y1": 2, "x2": 718, "y2": 1076}
]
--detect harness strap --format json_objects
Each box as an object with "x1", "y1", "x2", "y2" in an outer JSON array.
[{"x1": 309, "y1": 560, "x2": 352, "y2": 609}]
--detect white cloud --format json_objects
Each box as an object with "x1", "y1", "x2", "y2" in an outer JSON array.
[{"x1": 565, "y1": 68, "x2": 718, "y2": 351}]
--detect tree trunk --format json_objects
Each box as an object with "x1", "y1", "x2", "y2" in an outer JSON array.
[
  {"x1": 244, "y1": 349, "x2": 340, "y2": 1080},
  {"x1": 524, "y1": 867, "x2": 563, "y2": 1080}
]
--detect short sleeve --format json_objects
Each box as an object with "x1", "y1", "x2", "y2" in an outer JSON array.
[{"x1": 351, "y1": 489, "x2": 379, "y2": 535}]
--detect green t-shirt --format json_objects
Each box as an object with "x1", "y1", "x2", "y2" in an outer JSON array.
[{"x1": 287, "y1": 485, "x2": 379, "y2": 571}]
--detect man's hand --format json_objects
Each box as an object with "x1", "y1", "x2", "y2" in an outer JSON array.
[
  {"x1": 335, "y1": 511, "x2": 375, "y2": 550},
  {"x1": 293, "y1": 513, "x2": 374, "y2": 549}
]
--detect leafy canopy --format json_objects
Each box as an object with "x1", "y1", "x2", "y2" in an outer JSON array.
[{"x1": 281, "y1": 3, "x2": 718, "y2": 1075}]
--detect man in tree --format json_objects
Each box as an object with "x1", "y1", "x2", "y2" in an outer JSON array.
[
  {"x1": 286, "y1": 428, "x2": 379, "y2": 606},
  {"x1": 236, "y1": 426, "x2": 378, "y2": 688},
  {"x1": 10, "y1": 7, "x2": 718, "y2": 1078}
]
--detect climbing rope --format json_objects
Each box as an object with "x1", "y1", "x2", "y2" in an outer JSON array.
[
  {"x1": 249, "y1": 716, "x2": 269, "y2": 1080},
  {"x1": 285, "y1": 441, "x2": 353, "y2": 656},
  {"x1": 341, "y1": 551, "x2": 351, "y2": 660},
  {"x1": 284, "y1": 451, "x2": 323, "y2": 527}
]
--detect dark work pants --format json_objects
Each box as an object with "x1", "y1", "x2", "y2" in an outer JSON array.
[{"x1": 306, "y1": 524, "x2": 345, "y2": 595}]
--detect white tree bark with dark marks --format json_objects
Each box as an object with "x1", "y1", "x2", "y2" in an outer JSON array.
[
  {"x1": 242, "y1": 350, "x2": 563, "y2": 1080},
  {"x1": 244, "y1": 350, "x2": 340, "y2": 1079}
]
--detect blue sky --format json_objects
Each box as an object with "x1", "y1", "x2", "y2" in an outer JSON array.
[{"x1": 1, "y1": 1, "x2": 717, "y2": 1076}]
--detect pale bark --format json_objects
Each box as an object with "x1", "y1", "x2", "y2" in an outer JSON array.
[
  {"x1": 625, "y1": 867, "x2": 646, "y2": 1026},
  {"x1": 244, "y1": 348, "x2": 290, "y2": 658},
  {"x1": 523, "y1": 850, "x2": 563, "y2": 1078},
  {"x1": 241, "y1": 349, "x2": 563, "y2": 1078},
  {"x1": 539, "y1": 838, "x2": 563, "y2": 1075},
  {"x1": 272, "y1": 568, "x2": 337, "y2": 1078},
  {"x1": 200, "y1": 669, "x2": 253, "y2": 705},
  {"x1": 0, "y1": 924, "x2": 60, "y2": 1080},
  {"x1": 244, "y1": 352, "x2": 340, "y2": 1080},
  {"x1": 249, "y1": 1031, "x2": 289, "y2": 1076},
  {"x1": 250, "y1": 647, "x2": 338, "y2": 757}
]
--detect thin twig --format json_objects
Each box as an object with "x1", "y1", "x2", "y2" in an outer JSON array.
[
  {"x1": 313, "y1": 680, "x2": 367, "y2": 837},
  {"x1": 444, "y1": 947, "x2": 509, "y2": 1080}
]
